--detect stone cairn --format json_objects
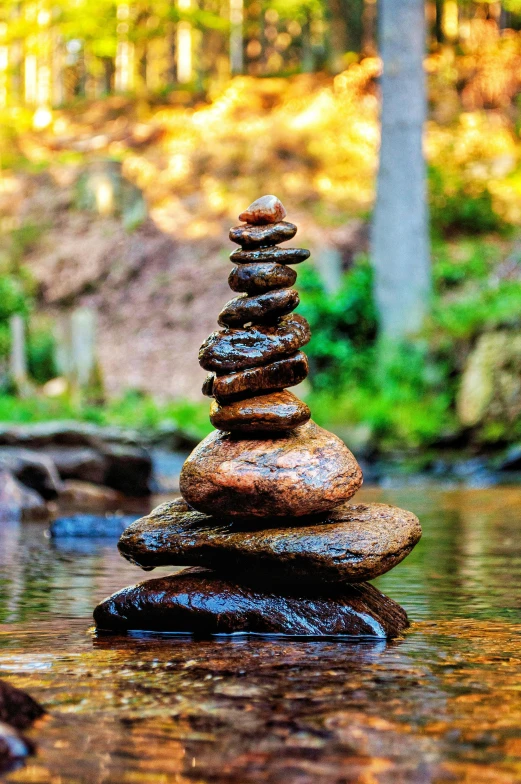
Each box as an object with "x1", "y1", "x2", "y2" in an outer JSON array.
[{"x1": 94, "y1": 196, "x2": 422, "y2": 638}]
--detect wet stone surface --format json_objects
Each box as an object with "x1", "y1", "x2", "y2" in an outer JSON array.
[
  {"x1": 118, "y1": 497, "x2": 421, "y2": 584},
  {"x1": 229, "y1": 262, "x2": 297, "y2": 294},
  {"x1": 238, "y1": 195, "x2": 287, "y2": 224},
  {"x1": 230, "y1": 247, "x2": 310, "y2": 265},
  {"x1": 229, "y1": 222, "x2": 297, "y2": 249},
  {"x1": 94, "y1": 567, "x2": 407, "y2": 637},
  {"x1": 218, "y1": 289, "x2": 300, "y2": 327},
  {"x1": 209, "y1": 352, "x2": 309, "y2": 402},
  {"x1": 199, "y1": 314, "x2": 310, "y2": 374},
  {"x1": 180, "y1": 420, "x2": 363, "y2": 518},
  {"x1": 210, "y1": 390, "x2": 311, "y2": 433},
  {"x1": 3, "y1": 487, "x2": 521, "y2": 782}
]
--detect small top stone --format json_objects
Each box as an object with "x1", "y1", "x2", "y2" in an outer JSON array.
[{"x1": 239, "y1": 195, "x2": 287, "y2": 225}]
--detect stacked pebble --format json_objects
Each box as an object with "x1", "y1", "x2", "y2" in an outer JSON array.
[
  {"x1": 94, "y1": 196, "x2": 422, "y2": 639},
  {"x1": 200, "y1": 195, "x2": 311, "y2": 434}
]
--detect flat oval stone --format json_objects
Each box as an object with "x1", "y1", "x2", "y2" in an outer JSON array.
[
  {"x1": 218, "y1": 289, "x2": 299, "y2": 327},
  {"x1": 199, "y1": 314, "x2": 310, "y2": 373},
  {"x1": 93, "y1": 567, "x2": 409, "y2": 638},
  {"x1": 212, "y1": 352, "x2": 309, "y2": 401},
  {"x1": 229, "y1": 262, "x2": 297, "y2": 294},
  {"x1": 180, "y1": 420, "x2": 363, "y2": 518},
  {"x1": 202, "y1": 374, "x2": 214, "y2": 397},
  {"x1": 118, "y1": 498, "x2": 422, "y2": 584},
  {"x1": 229, "y1": 222, "x2": 297, "y2": 249},
  {"x1": 230, "y1": 247, "x2": 310, "y2": 265},
  {"x1": 238, "y1": 195, "x2": 287, "y2": 225},
  {"x1": 210, "y1": 390, "x2": 311, "y2": 433}
]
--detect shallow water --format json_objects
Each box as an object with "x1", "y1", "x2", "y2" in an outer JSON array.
[{"x1": 2, "y1": 486, "x2": 521, "y2": 783}]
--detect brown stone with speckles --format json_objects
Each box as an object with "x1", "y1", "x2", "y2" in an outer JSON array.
[
  {"x1": 210, "y1": 390, "x2": 310, "y2": 433},
  {"x1": 209, "y1": 352, "x2": 309, "y2": 401},
  {"x1": 229, "y1": 262, "x2": 297, "y2": 295},
  {"x1": 218, "y1": 289, "x2": 299, "y2": 328},
  {"x1": 180, "y1": 420, "x2": 363, "y2": 518},
  {"x1": 118, "y1": 498, "x2": 422, "y2": 585},
  {"x1": 230, "y1": 222, "x2": 297, "y2": 249},
  {"x1": 199, "y1": 314, "x2": 310, "y2": 374},
  {"x1": 238, "y1": 195, "x2": 287, "y2": 225},
  {"x1": 93, "y1": 567, "x2": 409, "y2": 637}
]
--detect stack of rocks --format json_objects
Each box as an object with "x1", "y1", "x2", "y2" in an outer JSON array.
[{"x1": 94, "y1": 196, "x2": 421, "y2": 639}]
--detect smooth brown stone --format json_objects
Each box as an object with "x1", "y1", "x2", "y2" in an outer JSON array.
[
  {"x1": 180, "y1": 420, "x2": 363, "y2": 518},
  {"x1": 229, "y1": 262, "x2": 297, "y2": 294},
  {"x1": 93, "y1": 567, "x2": 409, "y2": 638},
  {"x1": 210, "y1": 390, "x2": 311, "y2": 433},
  {"x1": 118, "y1": 498, "x2": 422, "y2": 584},
  {"x1": 199, "y1": 314, "x2": 310, "y2": 373},
  {"x1": 238, "y1": 195, "x2": 287, "y2": 225},
  {"x1": 229, "y1": 222, "x2": 297, "y2": 249},
  {"x1": 218, "y1": 289, "x2": 299, "y2": 327},
  {"x1": 211, "y1": 352, "x2": 309, "y2": 401},
  {"x1": 230, "y1": 247, "x2": 310, "y2": 265}
]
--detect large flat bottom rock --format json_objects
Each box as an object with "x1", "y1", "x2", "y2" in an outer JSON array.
[
  {"x1": 93, "y1": 568, "x2": 408, "y2": 638},
  {"x1": 119, "y1": 498, "x2": 421, "y2": 584}
]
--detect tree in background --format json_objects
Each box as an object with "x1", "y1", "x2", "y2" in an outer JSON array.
[{"x1": 371, "y1": 0, "x2": 431, "y2": 339}]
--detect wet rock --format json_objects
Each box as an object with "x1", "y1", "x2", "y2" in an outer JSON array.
[
  {"x1": 202, "y1": 374, "x2": 215, "y2": 398},
  {"x1": 45, "y1": 447, "x2": 107, "y2": 485},
  {"x1": 93, "y1": 567, "x2": 408, "y2": 638},
  {"x1": 0, "y1": 470, "x2": 49, "y2": 522},
  {"x1": 199, "y1": 314, "x2": 310, "y2": 373},
  {"x1": 119, "y1": 498, "x2": 422, "y2": 584},
  {"x1": 230, "y1": 247, "x2": 310, "y2": 265},
  {"x1": 0, "y1": 722, "x2": 34, "y2": 775},
  {"x1": 229, "y1": 262, "x2": 297, "y2": 294},
  {"x1": 229, "y1": 221, "x2": 297, "y2": 249},
  {"x1": 180, "y1": 420, "x2": 363, "y2": 518},
  {"x1": 58, "y1": 480, "x2": 124, "y2": 509},
  {"x1": 0, "y1": 448, "x2": 62, "y2": 500},
  {"x1": 218, "y1": 289, "x2": 300, "y2": 327},
  {"x1": 238, "y1": 195, "x2": 287, "y2": 224},
  {"x1": 211, "y1": 352, "x2": 309, "y2": 401},
  {"x1": 102, "y1": 443, "x2": 152, "y2": 497},
  {"x1": 50, "y1": 513, "x2": 138, "y2": 538},
  {"x1": 210, "y1": 390, "x2": 311, "y2": 433},
  {"x1": 0, "y1": 679, "x2": 44, "y2": 730}
]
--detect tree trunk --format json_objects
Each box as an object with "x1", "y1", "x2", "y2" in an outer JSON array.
[{"x1": 371, "y1": 0, "x2": 430, "y2": 339}]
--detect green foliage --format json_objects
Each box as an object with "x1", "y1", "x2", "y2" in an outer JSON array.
[
  {"x1": 27, "y1": 325, "x2": 58, "y2": 385},
  {"x1": 428, "y1": 164, "x2": 507, "y2": 237},
  {"x1": 298, "y1": 258, "x2": 377, "y2": 390},
  {"x1": 0, "y1": 390, "x2": 211, "y2": 441}
]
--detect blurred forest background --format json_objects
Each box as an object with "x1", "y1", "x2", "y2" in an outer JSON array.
[{"x1": 2, "y1": 0, "x2": 521, "y2": 463}]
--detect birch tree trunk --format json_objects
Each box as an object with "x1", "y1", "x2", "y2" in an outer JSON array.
[{"x1": 371, "y1": 0, "x2": 430, "y2": 338}]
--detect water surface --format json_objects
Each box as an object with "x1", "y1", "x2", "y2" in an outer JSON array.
[{"x1": 2, "y1": 486, "x2": 521, "y2": 783}]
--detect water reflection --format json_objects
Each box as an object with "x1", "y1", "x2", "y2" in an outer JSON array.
[{"x1": 1, "y1": 487, "x2": 521, "y2": 782}]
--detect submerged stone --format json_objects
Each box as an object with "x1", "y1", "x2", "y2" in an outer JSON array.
[
  {"x1": 0, "y1": 680, "x2": 44, "y2": 731},
  {"x1": 210, "y1": 390, "x2": 311, "y2": 433},
  {"x1": 93, "y1": 567, "x2": 409, "y2": 638},
  {"x1": 0, "y1": 722, "x2": 33, "y2": 775},
  {"x1": 238, "y1": 195, "x2": 287, "y2": 224},
  {"x1": 218, "y1": 289, "x2": 300, "y2": 327},
  {"x1": 180, "y1": 420, "x2": 363, "y2": 518},
  {"x1": 230, "y1": 247, "x2": 310, "y2": 265},
  {"x1": 211, "y1": 352, "x2": 309, "y2": 401},
  {"x1": 229, "y1": 262, "x2": 297, "y2": 295},
  {"x1": 199, "y1": 314, "x2": 310, "y2": 374},
  {"x1": 229, "y1": 222, "x2": 297, "y2": 249},
  {"x1": 119, "y1": 498, "x2": 422, "y2": 584}
]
